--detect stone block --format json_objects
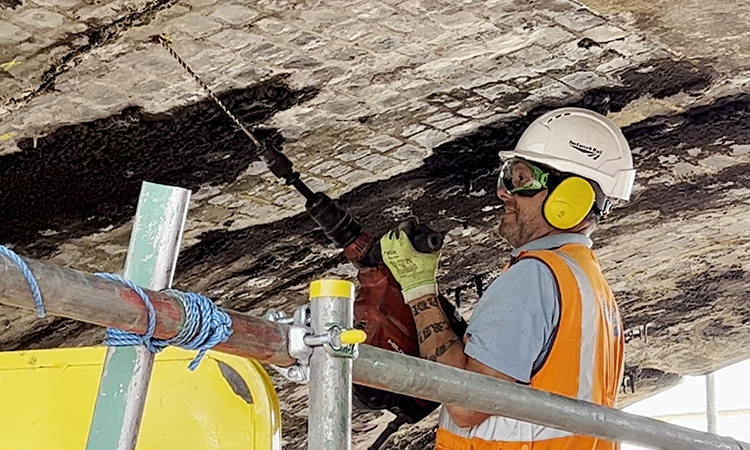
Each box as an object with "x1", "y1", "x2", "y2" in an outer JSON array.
[
  {"x1": 583, "y1": 24, "x2": 628, "y2": 43},
  {"x1": 401, "y1": 124, "x2": 427, "y2": 137},
  {"x1": 241, "y1": 42, "x2": 290, "y2": 62},
  {"x1": 422, "y1": 112, "x2": 468, "y2": 130},
  {"x1": 446, "y1": 121, "x2": 479, "y2": 137},
  {"x1": 350, "y1": 2, "x2": 397, "y2": 20},
  {"x1": 381, "y1": 15, "x2": 416, "y2": 33},
  {"x1": 336, "y1": 148, "x2": 371, "y2": 162},
  {"x1": 558, "y1": 71, "x2": 612, "y2": 90},
  {"x1": 306, "y1": 176, "x2": 333, "y2": 192},
  {"x1": 474, "y1": 83, "x2": 520, "y2": 100},
  {"x1": 28, "y1": 0, "x2": 79, "y2": 7},
  {"x1": 290, "y1": 32, "x2": 328, "y2": 51},
  {"x1": 83, "y1": 83, "x2": 126, "y2": 108},
  {"x1": 17, "y1": 9, "x2": 65, "y2": 29},
  {"x1": 457, "y1": 105, "x2": 495, "y2": 119},
  {"x1": 210, "y1": 4, "x2": 259, "y2": 26},
  {"x1": 325, "y1": 164, "x2": 353, "y2": 179},
  {"x1": 322, "y1": 98, "x2": 369, "y2": 119},
  {"x1": 596, "y1": 57, "x2": 631, "y2": 74},
  {"x1": 340, "y1": 169, "x2": 373, "y2": 185},
  {"x1": 510, "y1": 44, "x2": 553, "y2": 64},
  {"x1": 274, "y1": 192, "x2": 306, "y2": 209},
  {"x1": 485, "y1": 32, "x2": 536, "y2": 56},
  {"x1": 361, "y1": 34, "x2": 401, "y2": 53},
  {"x1": 307, "y1": 160, "x2": 341, "y2": 177},
  {"x1": 534, "y1": 26, "x2": 577, "y2": 48},
  {"x1": 362, "y1": 135, "x2": 403, "y2": 152},
  {"x1": 255, "y1": 17, "x2": 297, "y2": 35},
  {"x1": 240, "y1": 202, "x2": 283, "y2": 218},
  {"x1": 415, "y1": 59, "x2": 459, "y2": 80},
  {"x1": 355, "y1": 154, "x2": 399, "y2": 171},
  {"x1": 76, "y1": 4, "x2": 119, "y2": 22},
  {"x1": 280, "y1": 55, "x2": 323, "y2": 69},
  {"x1": 169, "y1": 13, "x2": 223, "y2": 38},
  {"x1": 526, "y1": 78, "x2": 576, "y2": 101},
  {"x1": 428, "y1": 10, "x2": 480, "y2": 29},
  {"x1": 457, "y1": 74, "x2": 502, "y2": 90},
  {"x1": 532, "y1": 57, "x2": 575, "y2": 73},
  {"x1": 391, "y1": 144, "x2": 432, "y2": 161},
  {"x1": 553, "y1": 9, "x2": 605, "y2": 31},
  {"x1": 411, "y1": 129, "x2": 450, "y2": 148},
  {"x1": 554, "y1": 39, "x2": 605, "y2": 64},
  {"x1": 0, "y1": 21, "x2": 31, "y2": 44},
  {"x1": 604, "y1": 35, "x2": 653, "y2": 58},
  {"x1": 183, "y1": 0, "x2": 218, "y2": 8},
  {"x1": 209, "y1": 29, "x2": 264, "y2": 50},
  {"x1": 371, "y1": 90, "x2": 411, "y2": 110},
  {"x1": 329, "y1": 19, "x2": 373, "y2": 42}
]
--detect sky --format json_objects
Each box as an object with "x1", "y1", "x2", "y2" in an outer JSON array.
[{"x1": 621, "y1": 358, "x2": 750, "y2": 449}]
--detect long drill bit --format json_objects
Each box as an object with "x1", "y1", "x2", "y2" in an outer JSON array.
[{"x1": 149, "y1": 33, "x2": 262, "y2": 149}]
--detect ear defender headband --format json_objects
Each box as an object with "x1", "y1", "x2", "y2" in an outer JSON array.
[{"x1": 542, "y1": 175, "x2": 596, "y2": 230}]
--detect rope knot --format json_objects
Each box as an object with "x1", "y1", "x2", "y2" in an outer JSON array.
[{"x1": 97, "y1": 273, "x2": 233, "y2": 370}]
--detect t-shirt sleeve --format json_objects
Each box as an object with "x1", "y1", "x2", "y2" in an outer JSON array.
[{"x1": 464, "y1": 258, "x2": 560, "y2": 383}]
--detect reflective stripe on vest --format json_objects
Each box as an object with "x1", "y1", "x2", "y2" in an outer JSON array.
[{"x1": 436, "y1": 244, "x2": 623, "y2": 450}]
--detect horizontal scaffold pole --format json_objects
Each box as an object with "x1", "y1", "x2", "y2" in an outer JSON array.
[
  {"x1": 353, "y1": 345, "x2": 750, "y2": 450},
  {"x1": 0, "y1": 255, "x2": 294, "y2": 367},
  {"x1": 1, "y1": 254, "x2": 749, "y2": 450}
]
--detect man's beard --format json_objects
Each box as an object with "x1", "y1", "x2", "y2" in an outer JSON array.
[{"x1": 497, "y1": 210, "x2": 543, "y2": 248}]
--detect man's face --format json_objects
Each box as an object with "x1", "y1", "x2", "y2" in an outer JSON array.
[
  {"x1": 496, "y1": 188, "x2": 551, "y2": 248},
  {"x1": 496, "y1": 158, "x2": 555, "y2": 248}
]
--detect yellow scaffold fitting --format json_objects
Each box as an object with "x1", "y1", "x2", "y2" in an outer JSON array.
[
  {"x1": 340, "y1": 329, "x2": 367, "y2": 345},
  {"x1": 309, "y1": 279, "x2": 354, "y2": 300}
]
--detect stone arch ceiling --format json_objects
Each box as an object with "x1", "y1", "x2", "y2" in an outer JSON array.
[{"x1": 2, "y1": 0, "x2": 750, "y2": 448}]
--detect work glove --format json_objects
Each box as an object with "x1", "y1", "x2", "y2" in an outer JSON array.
[{"x1": 380, "y1": 228, "x2": 440, "y2": 303}]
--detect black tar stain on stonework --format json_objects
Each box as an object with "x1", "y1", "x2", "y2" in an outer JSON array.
[
  {"x1": 0, "y1": 55, "x2": 738, "y2": 449},
  {"x1": 0, "y1": 0, "x2": 21, "y2": 9},
  {"x1": 175, "y1": 58, "x2": 719, "y2": 292},
  {"x1": 0, "y1": 75, "x2": 317, "y2": 257}
]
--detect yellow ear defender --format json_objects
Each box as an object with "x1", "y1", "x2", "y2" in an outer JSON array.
[{"x1": 543, "y1": 177, "x2": 596, "y2": 230}]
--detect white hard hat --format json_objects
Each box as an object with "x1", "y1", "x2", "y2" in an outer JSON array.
[{"x1": 498, "y1": 107, "x2": 636, "y2": 201}]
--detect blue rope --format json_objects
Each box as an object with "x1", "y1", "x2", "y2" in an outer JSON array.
[
  {"x1": 164, "y1": 290, "x2": 233, "y2": 370},
  {"x1": 0, "y1": 245, "x2": 231, "y2": 370},
  {"x1": 0, "y1": 245, "x2": 45, "y2": 318},
  {"x1": 96, "y1": 273, "x2": 161, "y2": 353},
  {"x1": 96, "y1": 273, "x2": 232, "y2": 370}
]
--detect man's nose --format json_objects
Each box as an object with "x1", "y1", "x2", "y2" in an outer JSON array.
[{"x1": 497, "y1": 186, "x2": 512, "y2": 201}]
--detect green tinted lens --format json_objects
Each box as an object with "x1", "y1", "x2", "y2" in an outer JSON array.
[{"x1": 498, "y1": 158, "x2": 548, "y2": 194}]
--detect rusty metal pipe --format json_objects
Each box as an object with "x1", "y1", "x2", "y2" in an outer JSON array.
[{"x1": 0, "y1": 255, "x2": 294, "y2": 366}]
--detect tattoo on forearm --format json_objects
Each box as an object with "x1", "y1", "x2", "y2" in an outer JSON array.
[
  {"x1": 427, "y1": 338, "x2": 461, "y2": 362},
  {"x1": 419, "y1": 322, "x2": 450, "y2": 343},
  {"x1": 410, "y1": 296, "x2": 440, "y2": 317}
]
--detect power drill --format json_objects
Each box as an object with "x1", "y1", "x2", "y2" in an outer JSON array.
[{"x1": 260, "y1": 145, "x2": 468, "y2": 444}]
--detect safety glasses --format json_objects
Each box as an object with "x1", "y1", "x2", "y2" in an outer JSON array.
[{"x1": 497, "y1": 157, "x2": 550, "y2": 197}]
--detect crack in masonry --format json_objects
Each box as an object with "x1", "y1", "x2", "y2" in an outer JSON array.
[{"x1": 4, "y1": 0, "x2": 179, "y2": 109}]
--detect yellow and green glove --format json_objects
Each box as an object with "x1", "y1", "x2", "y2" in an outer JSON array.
[{"x1": 380, "y1": 230, "x2": 440, "y2": 303}]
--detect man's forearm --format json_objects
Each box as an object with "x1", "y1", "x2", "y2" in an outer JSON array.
[
  {"x1": 408, "y1": 295, "x2": 493, "y2": 428},
  {"x1": 408, "y1": 296, "x2": 466, "y2": 368}
]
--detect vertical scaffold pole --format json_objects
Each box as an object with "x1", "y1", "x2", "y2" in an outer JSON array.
[
  {"x1": 86, "y1": 181, "x2": 190, "y2": 450},
  {"x1": 307, "y1": 280, "x2": 355, "y2": 450},
  {"x1": 706, "y1": 372, "x2": 718, "y2": 434}
]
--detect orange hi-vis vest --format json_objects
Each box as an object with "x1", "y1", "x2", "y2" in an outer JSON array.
[{"x1": 436, "y1": 243, "x2": 625, "y2": 450}]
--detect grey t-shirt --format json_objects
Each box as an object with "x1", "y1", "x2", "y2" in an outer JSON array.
[{"x1": 464, "y1": 233, "x2": 593, "y2": 383}]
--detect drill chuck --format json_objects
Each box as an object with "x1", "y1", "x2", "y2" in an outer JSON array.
[{"x1": 306, "y1": 192, "x2": 363, "y2": 248}]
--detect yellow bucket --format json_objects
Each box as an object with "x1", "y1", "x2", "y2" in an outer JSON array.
[{"x1": 0, "y1": 346, "x2": 281, "y2": 450}]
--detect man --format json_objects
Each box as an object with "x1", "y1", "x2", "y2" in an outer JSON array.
[{"x1": 381, "y1": 107, "x2": 636, "y2": 450}]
